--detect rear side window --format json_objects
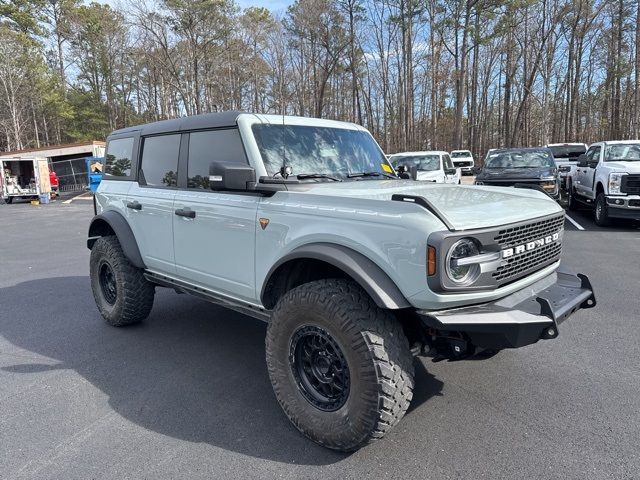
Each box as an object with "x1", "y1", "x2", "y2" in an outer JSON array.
[
  {"x1": 105, "y1": 137, "x2": 134, "y2": 178},
  {"x1": 187, "y1": 129, "x2": 247, "y2": 189},
  {"x1": 140, "y1": 134, "x2": 180, "y2": 187}
]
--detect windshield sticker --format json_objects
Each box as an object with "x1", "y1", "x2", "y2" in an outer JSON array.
[{"x1": 381, "y1": 163, "x2": 393, "y2": 173}]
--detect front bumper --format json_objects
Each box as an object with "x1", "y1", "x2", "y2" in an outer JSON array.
[
  {"x1": 417, "y1": 270, "x2": 595, "y2": 350},
  {"x1": 606, "y1": 195, "x2": 640, "y2": 220}
]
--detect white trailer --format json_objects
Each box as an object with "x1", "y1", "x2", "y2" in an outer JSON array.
[{"x1": 1, "y1": 157, "x2": 51, "y2": 204}]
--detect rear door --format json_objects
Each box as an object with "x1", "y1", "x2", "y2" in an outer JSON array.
[
  {"x1": 126, "y1": 133, "x2": 180, "y2": 274},
  {"x1": 172, "y1": 128, "x2": 259, "y2": 303}
]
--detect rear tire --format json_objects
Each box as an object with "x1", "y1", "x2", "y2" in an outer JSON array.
[
  {"x1": 5, "y1": 196, "x2": 13, "y2": 204},
  {"x1": 594, "y1": 193, "x2": 611, "y2": 226},
  {"x1": 266, "y1": 279, "x2": 414, "y2": 451},
  {"x1": 90, "y1": 236, "x2": 155, "y2": 326}
]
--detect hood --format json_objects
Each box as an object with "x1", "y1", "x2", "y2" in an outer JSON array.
[
  {"x1": 476, "y1": 166, "x2": 556, "y2": 180},
  {"x1": 292, "y1": 180, "x2": 561, "y2": 231},
  {"x1": 416, "y1": 170, "x2": 442, "y2": 182},
  {"x1": 605, "y1": 161, "x2": 640, "y2": 173}
]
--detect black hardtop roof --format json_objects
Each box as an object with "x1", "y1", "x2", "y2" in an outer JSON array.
[{"x1": 109, "y1": 111, "x2": 244, "y2": 138}]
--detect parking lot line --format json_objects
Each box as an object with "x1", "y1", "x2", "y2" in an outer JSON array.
[{"x1": 565, "y1": 214, "x2": 585, "y2": 231}]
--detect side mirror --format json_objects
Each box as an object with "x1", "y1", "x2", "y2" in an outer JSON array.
[
  {"x1": 409, "y1": 164, "x2": 418, "y2": 180},
  {"x1": 209, "y1": 162, "x2": 256, "y2": 191},
  {"x1": 576, "y1": 154, "x2": 587, "y2": 168},
  {"x1": 445, "y1": 168, "x2": 457, "y2": 175},
  {"x1": 397, "y1": 164, "x2": 417, "y2": 180},
  {"x1": 471, "y1": 166, "x2": 482, "y2": 175}
]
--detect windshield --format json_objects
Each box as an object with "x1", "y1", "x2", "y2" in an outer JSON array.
[
  {"x1": 451, "y1": 151, "x2": 471, "y2": 158},
  {"x1": 484, "y1": 150, "x2": 555, "y2": 169},
  {"x1": 252, "y1": 124, "x2": 395, "y2": 179},
  {"x1": 547, "y1": 145, "x2": 586, "y2": 160},
  {"x1": 605, "y1": 143, "x2": 640, "y2": 162},
  {"x1": 390, "y1": 154, "x2": 440, "y2": 171}
]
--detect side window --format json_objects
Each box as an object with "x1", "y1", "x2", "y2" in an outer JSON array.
[
  {"x1": 105, "y1": 137, "x2": 134, "y2": 178},
  {"x1": 187, "y1": 129, "x2": 247, "y2": 189},
  {"x1": 587, "y1": 146, "x2": 601, "y2": 164},
  {"x1": 443, "y1": 154, "x2": 454, "y2": 170},
  {"x1": 140, "y1": 134, "x2": 180, "y2": 187}
]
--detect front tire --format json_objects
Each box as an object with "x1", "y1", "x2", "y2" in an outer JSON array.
[
  {"x1": 90, "y1": 236, "x2": 155, "y2": 326},
  {"x1": 266, "y1": 279, "x2": 414, "y2": 451},
  {"x1": 567, "y1": 182, "x2": 578, "y2": 211},
  {"x1": 594, "y1": 193, "x2": 611, "y2": 226}
]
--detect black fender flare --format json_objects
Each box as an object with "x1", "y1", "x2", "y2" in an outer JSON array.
[
  {"x1": 261, "y1": 243, "x2": 411, "y2": 310},
  {"x1": 87, "y1": 210, "x2": 145, "y2": 269}
]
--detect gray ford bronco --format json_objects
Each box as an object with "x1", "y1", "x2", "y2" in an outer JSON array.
[{"x1": 88, "y1": 112, "x2": 596, "y2": 451}]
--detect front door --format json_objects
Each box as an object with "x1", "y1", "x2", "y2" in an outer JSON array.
[
  {"x1": 443, "y1": 154, "x2": 459, "y2": 184},
  {"x1": 576, "y1": 145, "x2": 601, "y2": 197},
  {"x1": 126, "y1": 133, "x2": 180, "y2": 274},
  {"x1": 172, "y1": 128, "x2": 259, "y2": 304}
]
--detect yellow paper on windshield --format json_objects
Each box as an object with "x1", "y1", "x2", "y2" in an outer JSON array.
[{"x1": 382, "y1": 163, "x2": 393, "y2": 173}]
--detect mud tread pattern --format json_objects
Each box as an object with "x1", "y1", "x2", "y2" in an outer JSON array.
[
  {"x1": 90, "y1": 236, "x2": 154, "y2": 326},
  {"x1": 266, "y1": 279, "x2": 414, "y2": 451}
]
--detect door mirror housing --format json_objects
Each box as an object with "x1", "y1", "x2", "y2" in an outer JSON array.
[
  {"x1": 209, "y1": 162, "x2": 256, "y2": 191},
  {"x1": 445, "y1": 168, "x2": 457, "y2": 175},
  {"x1": 396, "y1": 164, "x2": 417, "y2": 180},
  {"x1": 576, "y1": 154, "x2": 588, "y2": 168},
  {"x1": 471, "y1": 166, "x2": 482, "y2": 175}
]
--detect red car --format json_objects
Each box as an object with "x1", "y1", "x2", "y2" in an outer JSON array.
[{"x1": 49, "y1": 170, "x2": 59, "y2": 197}]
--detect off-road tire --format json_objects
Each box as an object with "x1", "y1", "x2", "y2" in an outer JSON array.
[
  {"x1": 594, "y1": 193, "x2": 611, "y2": 226},
  {"x1": 90, "y1": 236, "x2": 154, "y2": 326},
  {"x1": 266, "y1": 279, "x2": 414, "y2": 451}
]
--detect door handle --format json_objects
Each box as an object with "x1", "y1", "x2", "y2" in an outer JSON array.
[
  {"x1": 126, "y1": 201, "x2": 142, "y2": 210},
  {"x1": 175, "y1": 208, "x2": 196, "y2": 219}
]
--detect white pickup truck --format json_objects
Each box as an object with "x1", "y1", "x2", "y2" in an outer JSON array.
[
  {"x1": 389, "y1": 151, "x2": 461, "y2": 184},
  {"x1": 567, "y1": 140, "x2": 640, "y2": 225}
]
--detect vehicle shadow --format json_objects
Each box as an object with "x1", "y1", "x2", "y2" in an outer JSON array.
[{"x1": 0, "y1": 276, "x2": 442, "y2": 466}]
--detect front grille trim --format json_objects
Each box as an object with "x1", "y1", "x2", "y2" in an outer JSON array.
[
  {"x1": 492, "y1": 214, "x2": 565, "y2": 284},
  {"x1": 621, "y1": 174, "x2": 640, "y2": 194}
]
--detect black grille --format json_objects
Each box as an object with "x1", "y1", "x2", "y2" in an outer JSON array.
[
  {"x1": 494, "y1": 242, "x2": 562, "y2": 282},
  {"x1": 621, "y1": 174, "x2": 640, "y2": 194},
  {"x1": 494, "y1": 215, "x2": 565, "y2": 247},
  {"x1": 492, "y1": 214, "x2": 565, "y2": 283}
]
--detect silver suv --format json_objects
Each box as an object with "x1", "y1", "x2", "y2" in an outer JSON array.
[{"x1": 88, "y1": 112, "x2": 596, "y2": 451}]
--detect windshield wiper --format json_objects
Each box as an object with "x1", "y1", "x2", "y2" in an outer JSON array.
[
  {"x1": 297, "y1": 173, "x2": 342, "y2": 182},
  {"x1": 347, "y1": 171, "x2": 397, "y2": 179}
]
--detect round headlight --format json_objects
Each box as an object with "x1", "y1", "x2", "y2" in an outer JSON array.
[{"x1": 446, "y1": 238, "x2": 481, "y2": 285}]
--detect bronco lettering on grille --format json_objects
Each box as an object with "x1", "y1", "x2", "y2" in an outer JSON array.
[{"x1": 501, "y1": 232, "x2": 560, "y2": 259}]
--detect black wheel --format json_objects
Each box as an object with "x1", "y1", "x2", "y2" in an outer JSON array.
[
  {"x1": 266, "y1": 279, "x2": 414, "y2": 451},
  {"x1": 5, "y1": 196, "x2": 13, "y2": 204},
  {"x1": 594, "y1": 193, "x2": 611, "y2": 226},
  {"x1": 90, "y1": 236, "x2": 155, "y2": 326}
]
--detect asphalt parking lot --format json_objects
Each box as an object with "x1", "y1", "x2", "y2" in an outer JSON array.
[{"x1": 1, "y1": 196, "x2": 639, "y2": 479}]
